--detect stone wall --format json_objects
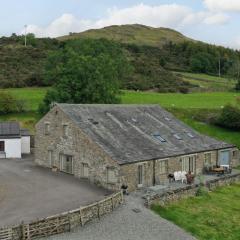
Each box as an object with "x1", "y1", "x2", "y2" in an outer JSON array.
[
  {"x1": 0, "y1": 191, "x2": 123, "y2": 240},
  {"x1": 35, "y1": 106, "x2": 121, "y2": 191},
  {"x1": 144, "y1": 173, "x2": 240, "y2": 207},
  {"x1": 121, "y1": 149, "x2": 221, "y2": 192}
]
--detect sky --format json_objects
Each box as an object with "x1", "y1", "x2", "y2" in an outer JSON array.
[{"x1": 0, "y1": 0, "x2": 240, "y2": 49}]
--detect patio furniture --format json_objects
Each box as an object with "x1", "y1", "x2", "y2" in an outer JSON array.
[
  {"x1": 174, "y1": 171, "x2": 187, "y2": 183},
  {"x1": 212, "y1": 167, "x2": 224, "y2": 174},
  {"x1": 186, "y1": 171, "x2": 195, "y2": 184}
]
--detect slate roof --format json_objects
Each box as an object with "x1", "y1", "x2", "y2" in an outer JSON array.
[
  {"x1": 0, "y1": 122, "x2": 21, "y2": 138},
  {"x1": 57, "y1": 104, "x2": 234, "y2": 165}
]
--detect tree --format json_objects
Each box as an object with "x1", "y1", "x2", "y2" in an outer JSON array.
[{"x1": 39, "y1": 39, "x2": 131, "y2": 113}]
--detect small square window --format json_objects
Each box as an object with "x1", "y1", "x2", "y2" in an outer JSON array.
[{"x1": 233, "y1": 150, "x2": 238, "y2": 158}]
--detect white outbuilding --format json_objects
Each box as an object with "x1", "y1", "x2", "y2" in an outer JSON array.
[{"x1": 0, "y1": 122, "x2": 31, "y2": 159}]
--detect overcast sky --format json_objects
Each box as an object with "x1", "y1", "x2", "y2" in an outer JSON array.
[{"x1": 0, "y1": 0, "x2": 240, "y2": 49}]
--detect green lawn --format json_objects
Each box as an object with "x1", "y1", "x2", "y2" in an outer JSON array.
[
  {"x1": 152, "y1": 184, "x2": 240, "y2": 240},
  {"x1": 0, "y1": 87, "x2": 49, "y2": 111},
  {"x1": 122, "y1": 91, "x2": 240, "y2": 109},
  {"x1": 1, "y1": 88, "x2": 240, "y2": 145}
]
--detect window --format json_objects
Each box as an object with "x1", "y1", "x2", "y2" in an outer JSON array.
[
  {"x1": 233, "y1": 150, "x2": 238, "y2": 158},
  {"x1": 63, "y1": 124, "x2": 68, "y2": 137},
  {"x1": 44, "y1": 123, "x2": 50, "y2": 135},
  {"x1": 137, "y1": 165, "x2": 143, "y2": 186},
  {"x1": 187, "y1": 132, "x2": 194, "y2": 138},
  {"x1": 153, "y1": 134, "x2": 166, "y2": 143},
  {"x1": 0, "y1": 141, "x2": 5, "y2": 152},
  {"x1": 204, "y1": 153, "x2": 212, "y2": 165},
  {"x1": 107, "y1": 168, "x2": 117, "y2": 184},
  {"x1": 159, "y1": 160, "x2": 168, "y2": 174},
  {"x1": 182, "y1": 155, "x2": 196, "y2": 173},
  {"x1": 60, "y1": 154, "x2": 73, "y2": 174},
  {"x1": 82, "y1": 163, "x2": 89, "y2": 178},
  {"x1": 174, "y1": 134, "x2": 182, "y2": 140},
  {"x1": 48, "y1": 150, "x2": 53, "y2": 167}
]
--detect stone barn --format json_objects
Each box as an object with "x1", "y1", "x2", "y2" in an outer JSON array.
[{"x1": 35, "y1": 104, "x2": 239, "y2": 191}]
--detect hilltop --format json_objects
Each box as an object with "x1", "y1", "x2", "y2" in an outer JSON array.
[{"x1": 58, "y1": 24, "x2": 193, "y2": 47}]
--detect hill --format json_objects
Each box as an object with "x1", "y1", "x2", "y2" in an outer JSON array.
[
  {"x1": 0, "y1": 25, "x2": 239, "y2": 92},
  {"x1": 58, "y1": 24, "x2": 193, "y2": 47}
]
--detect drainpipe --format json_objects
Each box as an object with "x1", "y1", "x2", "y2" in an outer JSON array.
[{"x1": 153, "y1": 160, "x2": 156, "y2": 186}]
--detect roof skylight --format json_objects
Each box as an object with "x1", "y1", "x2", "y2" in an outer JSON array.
[
  {"x1": 174, "y1": 134, "x2": 182, "y2": 140},
  {"x1": 153, "y1": 134, "x2": 166, "y2": 143}
]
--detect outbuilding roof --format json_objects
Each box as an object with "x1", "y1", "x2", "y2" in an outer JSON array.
[
  {"x1": 57, "y1": 104, "x2": 234, "y2": 165},
  {"x1": 0, "y1": 122, "x2": 20, "y2": 138}
]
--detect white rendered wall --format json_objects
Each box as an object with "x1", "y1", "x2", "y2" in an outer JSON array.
[
  {"x1": 21, "y1": 136, "x2": 31, "y2": 154},
  {"x1": 0, "y1": 138, "x2": 22, "y2": 158}
]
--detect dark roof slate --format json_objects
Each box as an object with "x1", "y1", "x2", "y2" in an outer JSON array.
[
  {"x1": 57, "y1": 104, "x2": 234, "y2": 165},
  {"x1": 0, "y1": 122, "x2": 20, "y2": 138}
]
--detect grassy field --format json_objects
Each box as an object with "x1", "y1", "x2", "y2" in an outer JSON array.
[
  {"x1": 175, "y1": 72, "x2": 237, "y2": 92},
  {"x1": 1, "y1": 88, "x2": 240, "y2": 147},
  {"x1": 122, "y1": 91, "x2": 240, "y2": 109},
  {"x1": 152, "y1": 183, "x2": 240, "y2": 240},
  {"x1": 2, "y1": 88, "x2": 240, "y2": 111}
]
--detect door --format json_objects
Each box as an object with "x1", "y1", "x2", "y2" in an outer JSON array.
[
  {"x1": 48, "y1": 150, "x2": 53, "y2": 167},
  {"x1": 0, "y1": 141, "x2": 5, "y2": 158},
  {"x1": 60, "y1": 155, "x2": 73, "y2": 174},
  {"x1": 219, "y1": 150, "x2": 230, "y2": 166},
  {"x1": 137, "y1": 165, "x2": 143, "y2": 187}
]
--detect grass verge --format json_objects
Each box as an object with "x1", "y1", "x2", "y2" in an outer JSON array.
[{"x1": 152, "y1": 183, "x2": 240, "y2": 240}]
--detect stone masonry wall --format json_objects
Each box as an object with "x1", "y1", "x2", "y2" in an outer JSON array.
[
  {"x1": 144, "y1": 173, "x2": 240, "y2": 207},
  {"x1": 35, "y1": 106, "x2": 121, "y2": 191},
  {"x1": 121, "y1": 149, "x2": 237, "y2": 192}
]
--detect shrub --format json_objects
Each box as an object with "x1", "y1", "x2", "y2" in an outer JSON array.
[
  {"x1": 0, "y1": 92, "x2": 26, "y2": 114},
  {"x1": 217, "y1": 105, "x2": 240, "y2": 130}
]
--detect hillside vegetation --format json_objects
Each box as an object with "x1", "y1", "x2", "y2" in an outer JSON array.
[
  {"x1": 58, "y1": 24, "x2": 192, "y2": 47},
  {"x1": 0, "y1": 25, "x2": 240, "y2": 92}
]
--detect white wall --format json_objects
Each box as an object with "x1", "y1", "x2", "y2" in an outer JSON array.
[
  {"x1": 0, "y1": 138, "x2": 22, "y2": 158},
  {"x1": 21, "y1": 136, "x2": 31, "y2": 154}
]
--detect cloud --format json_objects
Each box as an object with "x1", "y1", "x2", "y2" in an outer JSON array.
[
  {"x1": 21, "y1": 3, "x2": 231, "y2": 38},
  {"x1": 203, "y1": 0, "x2": 240, "y2": 12},
  {"x1": 203, "y1": 13, "x2": 230, "y2": 25}
]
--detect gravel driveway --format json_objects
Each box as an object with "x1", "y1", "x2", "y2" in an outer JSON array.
[
  {"x1": 43, "y1": 194, "x2": 196, "y2": 240},
  {"x1": 0, "y1": 157, "x2": 110, "y2": 227}
]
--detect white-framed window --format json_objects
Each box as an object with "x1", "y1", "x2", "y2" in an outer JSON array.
[
  {"x1": 81, "y1": 163, "x2": 89, "y2": 178},
  {"x1": 107, "y1": 168, "x2": 117, "y2": 184},
  {"x1": 63, "y1": 124, "x2": 68, "y2": 137},
  {"x1": 48, "y1": 150, "x2": 53, "y2": 167},
  {"x1": 159, "y1": 160, "x2": 168, "y2": 174},
  {"x1": 204, "y1": 152, "x2": 212, "y2": 165},
  {"x1": 44, "y1": 123, "x2": 50, "y2": 135},
  {"x1": 181, "y1": 155, "x2": 196, "y2": 173}
]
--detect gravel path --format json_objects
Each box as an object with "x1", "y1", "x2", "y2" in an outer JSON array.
[{"x1": 43, "y1": 194, "x2": 196, "y2": 240}]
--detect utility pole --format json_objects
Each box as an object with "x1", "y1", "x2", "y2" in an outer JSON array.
[
  {"x1": 24, "y1": 25, "x2": 27, "y2": 47},
  {"x1": 218, "y1": 58, "x2": 221, "y2": 78}
]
